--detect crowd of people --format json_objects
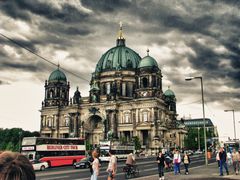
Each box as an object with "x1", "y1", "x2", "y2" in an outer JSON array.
[
  {"x1": 216, "y1": 147, "x2": 240, "y2": 176},
  {"x1": 156, "y1": 149, "x2": 191, "y2": 180}
]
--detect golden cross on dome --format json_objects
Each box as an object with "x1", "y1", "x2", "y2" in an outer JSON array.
[
  {"x1": 147, "y1": 48, "x2": 150, "y2": 56},
  {"x1": 118, "y1": 21, "x2": 124, "y2": 39}
]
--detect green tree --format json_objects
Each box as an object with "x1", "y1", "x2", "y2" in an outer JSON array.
[
  {"x1": 0, "y1": 128, "x2": 40, "y2": 152},
  {"x1": 132, "y1": 136, "x2": 141, "y2": 151},
  {"x1": 184, "y1": 127, "x2": 216, "y2": 150}
]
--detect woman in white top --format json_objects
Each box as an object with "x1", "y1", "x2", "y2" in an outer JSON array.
[
  {"x1": 91, "y1": 150, "x2": 100, "y2": 180},
  {"x1": 173, "y1": 149, "x2": 181, "y2": 175}
]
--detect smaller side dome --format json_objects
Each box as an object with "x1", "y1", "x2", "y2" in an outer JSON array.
[
  {"x1": 164, "y1": 87, "x2": 175, "y2": 97},
  {"x1": 48, "y1": 68, "x2": 67, "y2": 83},
  {"x1": 138, "y1": 55, "x2": 158, "y2": 68}
]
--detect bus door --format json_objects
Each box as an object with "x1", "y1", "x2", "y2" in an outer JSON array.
[{"x1": 21, "y1": 151, "x2": 36, "y2": 161}]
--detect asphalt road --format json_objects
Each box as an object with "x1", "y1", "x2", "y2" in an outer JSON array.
[{"x1": 36, "y1": 154, "x2": 215, "y2": 180}]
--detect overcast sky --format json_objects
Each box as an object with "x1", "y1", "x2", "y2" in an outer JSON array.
[{"x1": 0, "y1": 0, "x2": 240, "y2": 141}]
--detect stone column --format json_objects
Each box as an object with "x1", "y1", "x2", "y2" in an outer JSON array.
[{"x1": 149, "y1": 75, "x2": 152, "y2": 87}]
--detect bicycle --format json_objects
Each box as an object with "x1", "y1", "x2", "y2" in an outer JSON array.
[{"x1": 123, "y1": 165, "x2": 140, "y2": 179}]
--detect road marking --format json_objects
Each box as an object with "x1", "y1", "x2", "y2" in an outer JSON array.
[{"x1": 38, "y1": 175, "x2": 69, "y2": 180}]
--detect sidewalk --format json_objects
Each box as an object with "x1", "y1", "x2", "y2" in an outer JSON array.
[{"x1": 135, "y1": 162, "x2": 240, "y2": 180}]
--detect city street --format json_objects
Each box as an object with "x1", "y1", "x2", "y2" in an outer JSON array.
[{"x1": 36, "y1": 154, "x2": 214, "y2": 180}]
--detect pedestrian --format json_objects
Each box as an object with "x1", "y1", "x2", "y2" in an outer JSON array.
[
  {"x1": 88, "y1": 150, "x2": 94, "y2": 176},
  {"x1": 219, "y1": 147, "x2": 229, "y2": 176},
  {"x1": 91, "y1": 150, "x2": 100, "y2": 180},
  {"x1": 227, "y1": 151, "x2": 232, "y2": 165},
  {"x1": 173, "y1": 149, "x2": 181, "y2": 175},
  {"x1": 107, "y1": 150, "x2": 117, "y2": 180},
  {"x1": 0, "y1": 151, "x2": 36, "y2": 180},
  {"x1": 156, "y1": 151, "x2": 166, "y2": 180},
  {"x1": 182, "y1": 152, "x2": 191, "y2": 175},
  {"x1": 216, "y1": 150, "x2": 220, "y2": 168},
  {"x1": 232, "y1": 149, "x2": 239, "y2": 175}
]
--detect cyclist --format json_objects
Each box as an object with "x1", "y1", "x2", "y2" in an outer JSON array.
[{"x1": 125, "y1": 153, "x2": 136, "y2": 173}]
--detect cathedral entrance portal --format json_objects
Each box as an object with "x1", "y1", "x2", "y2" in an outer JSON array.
[{"x1": 88, "y1": 115, "x2": 104, "y2": 146}]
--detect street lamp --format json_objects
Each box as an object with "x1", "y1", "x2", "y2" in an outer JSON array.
[
  {"x1": 185, "y1": 76, "x2": 208, "y2": 166},
  {"x1": 224, "y1": 109, "x2": 236, "y2": 141},
  {"x1": 197, "y1": 127, "x2": 200, "y2": 151}
]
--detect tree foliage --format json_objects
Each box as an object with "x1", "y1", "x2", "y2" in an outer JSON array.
[
  {"x1": 132, "y1": 136, "x2": 141, "y2": 151},
  {"x1": 184, "y1": 127, "x2": 216, "y2": 150},
  {"x1": 0, "y1": 128, "x2": 40, "y2": 152}
]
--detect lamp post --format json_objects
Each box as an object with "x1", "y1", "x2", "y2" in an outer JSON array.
[
  {"x1": 224, "y1": 109, "x2": 236, "y2": 141},
  {"x1": 185, "y1": 76, "x2": 208, "y2": 166},
  {"x1": 198, "y1": 127, "x2": 200, "y2": 151}
]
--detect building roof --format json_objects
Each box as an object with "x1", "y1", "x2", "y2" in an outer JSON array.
[
  {"x1": 183, "y1": 118, "x2": 214, "y2": 127},
  {"x1": 138, "y1": 55, "x2": 158, "y2": 68},
  {"x1": 95, "y1": 24, "x2": 141, "y2": 73},
  {"x1": 164, "y1": 87, "x2": 175, "y2": 97},
  {"x1": 48, "y1": 68, "x2": 67, "y2": 83}
]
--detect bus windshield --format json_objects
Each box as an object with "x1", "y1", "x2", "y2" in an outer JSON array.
[{"x1": 22, "y1": 137, "x2": 36, "y2": 146}]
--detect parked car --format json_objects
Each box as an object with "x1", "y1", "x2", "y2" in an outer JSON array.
[
  {"x1": 195, "y1": 150, "x2": 203, "y2": 154},
  {"x1": 31, "y1": 160, "x2": 48, "y2": 171},
  {"x1": 184, "y1": 150, "x2": 194, "y2": 156},
  {"x1": 73, "y1": 157, "x2": 91, "y2": 169}
]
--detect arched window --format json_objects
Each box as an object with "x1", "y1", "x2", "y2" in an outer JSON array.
[
  {"x1": 143, "y1": 111, "x2": 148, "y2": 122},
  {"x1": 50, "y1": 89, "x2": 54, "y2": 98},
  {"x1": 152, "y1": 76, "x2": 156, "y2": 87},
  {"x1": 126, "y1": 59, "x2": 133, "y2": 68},
  {"x1": 142, "y1": 77, "x2": 148, "y2": 88},
  {"x1": 106, "y1": 60, "x2": 112, "y2": 69},
  {"x1": 124, "y1": 113, "x2": 131, "y2": 123}
]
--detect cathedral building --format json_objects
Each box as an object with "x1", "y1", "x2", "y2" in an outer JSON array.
[{"x1": 40, "y1": 24, "x2": 186, "y2": 152}]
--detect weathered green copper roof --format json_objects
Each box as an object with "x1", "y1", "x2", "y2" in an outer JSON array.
[
  {"x1": 48, "y1": 68, "x2": 67, "y2": 82},
  {"x1": 164, "y1": 87, "x2": 175, "y2": 97},
  {"x1": 138, "y1": 55, "x2": 158, "y2": 68},
  {"x1": 95, "y1": 45, "x2": 141, "y2": 73}
]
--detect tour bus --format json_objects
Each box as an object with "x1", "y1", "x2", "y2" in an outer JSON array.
[
  {"x1": 99, "y1": 140, "x2": 135, "y2": 162},
  {"x1": 21, "y1": 137, "x2": 86, "y2": 167},
  {"x1": 224, "y1": 140, "x2": 240, "y2": 152}
]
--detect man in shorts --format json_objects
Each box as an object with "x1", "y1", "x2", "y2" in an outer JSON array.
[{"x1": 106, "y1": 150, "x2": 117, "y2": 180}]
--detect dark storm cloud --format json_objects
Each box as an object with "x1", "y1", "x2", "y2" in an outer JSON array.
[
  {"x1": 0, "y1": 62, "x2": 39, "y2": 72},
  {"x1": 1, "y1": 0, "x2": 240, "y2": 108},
  {"x1": 39, "y1": 23, "x2": 93, "y2": 37},
  {"x1": 81, "y1": 0, "x2": 132, "y2": 12},
  {"x1": 0, "y1": 0, "x2": 89, "y2": 22}
]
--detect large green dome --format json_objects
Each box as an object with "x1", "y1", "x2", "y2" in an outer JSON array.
[
  {"x1": 48, "y1": 68, "x2": 67, "y2": 83},
  {"x1": 95, "y1": 44, "x2": 141, "y2": 73},
  {"x1": 138, "y1": 55, "x2": 158, "y2": 68}
]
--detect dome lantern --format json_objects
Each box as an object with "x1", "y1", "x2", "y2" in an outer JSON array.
[{"x1": 116, "y1": 21, "x2": 125, "y2": 46}]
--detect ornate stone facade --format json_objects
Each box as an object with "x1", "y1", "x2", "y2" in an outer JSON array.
[{"x1": 40, "y1": 25, "x2": 186, "y2": 151}]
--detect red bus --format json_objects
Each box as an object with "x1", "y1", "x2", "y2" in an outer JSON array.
[{"x1": 21, "y1": 137, "x2": 86, "y2": 167}]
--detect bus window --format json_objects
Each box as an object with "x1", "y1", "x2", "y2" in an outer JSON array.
[{"x1": 22, "y1": 138, "x2": 36, "y2": 146}]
